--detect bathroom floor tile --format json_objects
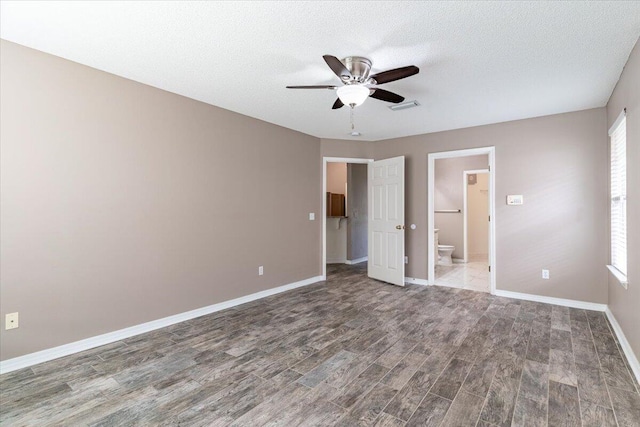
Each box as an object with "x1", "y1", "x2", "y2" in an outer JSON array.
[{"x1": 435, "y1": 261, "x2": 490, "y2": 293}]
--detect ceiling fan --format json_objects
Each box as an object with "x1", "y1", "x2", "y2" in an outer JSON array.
[{"x1": 287, "y1": 55, "x2": 419, "y2": 109}]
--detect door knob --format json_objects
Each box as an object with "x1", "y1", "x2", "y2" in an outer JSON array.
[{"x1": 396, "y1": 225, "x2": 405, "y2": 230}]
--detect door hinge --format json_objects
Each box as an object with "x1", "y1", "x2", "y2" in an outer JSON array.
[
  {"x1": 488, "y1": 215, "x2": 491, "y2": 222},
  {"x1": 488, "y1": 265, "x2": 491, "y2": 272}
]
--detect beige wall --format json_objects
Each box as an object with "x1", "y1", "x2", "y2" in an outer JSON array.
[
  {"x1": 326, "y1": 162, "x2": 347, "y2": 194},
  {"x1": 0, "y1": 41, "x2": 322, "y2": 361},
  {"x1": 434, "y1": 155, "x2": 489, "y2": 259},
  {"x1": 607, "y1": 39, "x2": 640, "y2": 358},
  {"x1": 322, "y1": 107, "x2": 608, "y2": 304},
  {"x1": 1, "y1": 37, "x2": 622, "y2": 362},
  {"x1": 321, "y1": 139, "x2": 371, "y2": 160},
  {"x1": 326, "y1": 217, "x2": 347, "y2": 263}
]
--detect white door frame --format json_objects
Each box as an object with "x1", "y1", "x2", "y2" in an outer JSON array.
[
  {"x1": 322, "y1": 157, "x2": 373, "y2": 279},
  {"x1": 463, "y1": 169, "x2": 489, "y2": 263},
  {"x1": 427, "y1": 147, "x2": 496, "y2": 294}
]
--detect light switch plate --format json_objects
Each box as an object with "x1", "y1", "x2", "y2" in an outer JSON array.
[
  {"x1": 507, "y1": 195, "x2": 524, "y2": 205},
  {"x1": 309, "y1": 213, "x2": 315, "y2": 220},
  {"x1": 258, "y1": 266, "x2": 264, "y2": 276}
]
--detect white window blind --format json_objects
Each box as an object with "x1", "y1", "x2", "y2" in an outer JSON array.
[{"x1": 609, "y1": 111, "x2": 627, "y2": 277}]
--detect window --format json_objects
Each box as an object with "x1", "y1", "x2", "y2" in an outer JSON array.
[{"x1": 608, "y1": 109, "x2": 627, "y2": 287}]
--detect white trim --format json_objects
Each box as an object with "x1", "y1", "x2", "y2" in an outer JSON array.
[
  {"x1": 608, "y1": 108, "x2": 626, "y2": 136},
  {"x1": 405, "y1": 277, "x2": 430, "y2": 286},
  {"x1": 345, "y1": 256, "x2": 368, "y2": 265},
  {"x1": 0, "y1": 275, "x2": 324, "y2": 374},
  {"x1": 428, "y1": 147, "x2": 496, "y2": 295},
  {"x1": 322, "y1": 157, "x2": 373, "y2": 279},
  {"x1": 494, "y1": 289, "x2": 607, "y2": 311},
  {"x1": 607, "y1": 265, "x2": 628, "y2": 289},
  {"x1": 605, "y1": 307, "x2": 640, "y2": 383},
  {"x1": 463, "y1": 169, "x2": 489, "y2": 263}
]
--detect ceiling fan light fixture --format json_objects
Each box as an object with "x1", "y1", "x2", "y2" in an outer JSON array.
[{"x1": 336, "y1": 85, "x2": 369, "y2": 107}]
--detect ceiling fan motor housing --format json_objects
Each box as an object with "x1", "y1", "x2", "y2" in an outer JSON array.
[
  {"x1": 286, "y1": 54, "x2": 419, "y2": 109},
  {"x1": 342, "y1": 56, "x2": 372, "y2": 83}
]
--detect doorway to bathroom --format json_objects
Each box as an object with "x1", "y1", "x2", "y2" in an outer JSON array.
[{"x1": 427, "y1": 147, "x2": 496, "y2": 294}]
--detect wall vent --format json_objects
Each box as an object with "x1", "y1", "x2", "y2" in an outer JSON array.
[{"x1": 389, "y1": 100, "x2": 420, "y2": 111}]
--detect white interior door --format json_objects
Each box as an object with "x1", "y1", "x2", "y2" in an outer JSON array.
[{"x1": 368, "y1": 156, "x2": 405, "y2": 286}]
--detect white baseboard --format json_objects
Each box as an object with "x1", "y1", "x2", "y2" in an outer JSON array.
[
  {"x1": 605, "y1": 307, "x2": 640, "y2": 384},
  {"x1": 345, "y1": 257, "x2": 368, "y2": 265},
  {"x1": 327, "y1": 258, "x2": 347, "y2": 264},
  {"x1": 405, "y1": 277, "x2": 430, "y2": 286},
  {"x1": 0, "y1": 275, "x2": 324, "y2": 375},
  {"x1": 494, "y1": 290, "x2": 607, "y2": 311}
]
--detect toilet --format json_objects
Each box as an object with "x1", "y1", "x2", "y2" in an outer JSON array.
[{"x1": 438, "y1": 245, "x2": 455, "y2": 266}]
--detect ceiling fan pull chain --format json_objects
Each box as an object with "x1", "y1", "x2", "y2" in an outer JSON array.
[{"x1": 350, "y1": 106, "x2": 355, "y2": 131}]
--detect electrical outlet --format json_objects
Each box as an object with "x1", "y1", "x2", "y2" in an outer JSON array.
[
  {"x1": 5, "y1": 312, "x2": 19, "y2": 330},
  {"x1": 542, "y1": 269, "x2": 550, "y2": 280},
  {"x1": 405, "y1": 256, "x2": 409, "y2": 264},
  {"x1": 258, "y1": 266, "x2": 264, "y2": 276}
]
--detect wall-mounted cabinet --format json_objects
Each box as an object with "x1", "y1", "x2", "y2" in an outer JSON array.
[{"x1": 326, "y1": 192, "x2": 346, "y2": 217}]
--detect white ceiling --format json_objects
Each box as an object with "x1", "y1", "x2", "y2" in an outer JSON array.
[{"x1": 2, "y1": 1, "x2": 639, "y2": 141}]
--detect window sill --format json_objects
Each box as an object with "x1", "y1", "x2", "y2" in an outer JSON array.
[{"x1": 607, "y1": 265, "x2": 628, "y2": 289}]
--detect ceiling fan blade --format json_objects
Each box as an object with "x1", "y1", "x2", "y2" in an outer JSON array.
[
  {"x1": 370, "y1": 88, "x2": 405, "y2": 103},
  {"x1": 332, "y1": 98, "x2": 344, "y2": 109},
  {"x1": 286, "y1": 85, "x2": 337, "y2": 89},
  {"x1": 323, "y1": 55, "x2": 352, "y2": 80},
  {"x1": 370, "y1": 65, "x2": 419, "y2": 85}
]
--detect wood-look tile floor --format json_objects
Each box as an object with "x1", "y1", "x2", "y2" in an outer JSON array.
[{"x1": 2, "y1": 263, "x2": 639, "y2": 426}]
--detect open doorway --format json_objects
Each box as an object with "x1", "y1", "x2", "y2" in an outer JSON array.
[
  {"x1": 428, "y1": 147, "x2": 496, "y2": 293},
  {"x1": 322, "y1": 157, "x2": 372, "y2": 279}
]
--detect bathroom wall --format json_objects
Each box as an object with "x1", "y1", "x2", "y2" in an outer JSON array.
[
  {"x1": 606, "y1": 38, "x2": 640, "y2": 359},
  {"x1": 434, "y1": 155, "x2": 489, "y2": 259},
  {"x1": 326, "y1": 163, "x2": 347, "y2": 263},
  {"x1": 347, "y1": 164, "x2": 367, "y2": 261},
  {"x1": 467, "y1": 172, "x2": 489, "y2": 260}
]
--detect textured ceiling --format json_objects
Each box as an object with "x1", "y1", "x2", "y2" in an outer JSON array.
[{"x1": 2, "y1": 1, "x2": 639, "y2": 141}]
